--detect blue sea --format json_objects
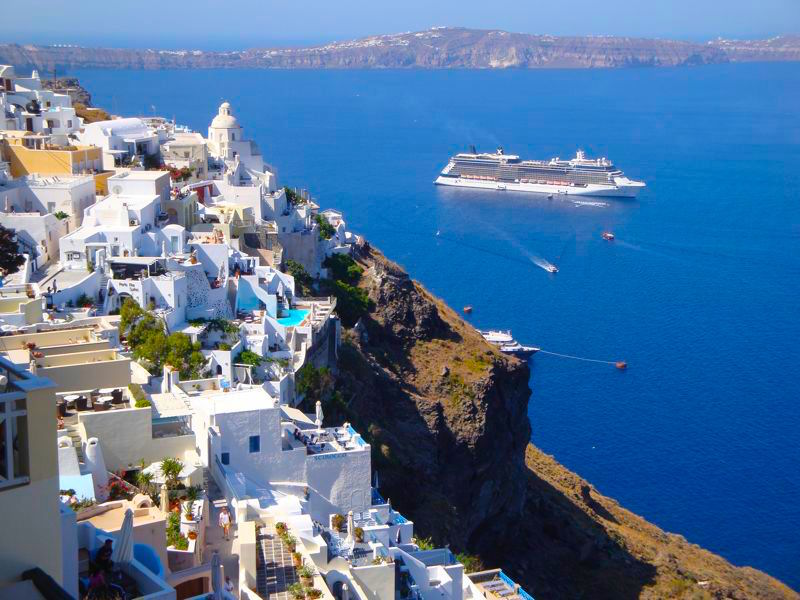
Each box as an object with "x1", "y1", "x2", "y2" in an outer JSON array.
[{"x1": 73, "y1": 64, "x2": 800, "y2": 588}]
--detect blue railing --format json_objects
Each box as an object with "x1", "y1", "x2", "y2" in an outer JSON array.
[
  {"x1": 372, "y1": 488, "x2": 386, "y2": 505},
  {"x1": 393, "y1": 511, "x2": 408, "y2": 524},
  {"x1": 499, "y1": 571, "x2": 515, "y2": 587},
  {"x1": 497, "y1": 571, "x2": 535, "y2": 600}
]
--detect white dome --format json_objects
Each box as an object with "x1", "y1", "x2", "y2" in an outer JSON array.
[{"x1": 210, "y1": 101, "x2": 240, "y2": 129}]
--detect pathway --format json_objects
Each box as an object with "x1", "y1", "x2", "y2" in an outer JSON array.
[{"x1": 204, "y1": 471, "x2": 240, "y2": 597}]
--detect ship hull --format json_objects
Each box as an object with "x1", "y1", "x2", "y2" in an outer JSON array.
[{"x1": 434, "y1": 175, "x2": 644, "y2": 198}]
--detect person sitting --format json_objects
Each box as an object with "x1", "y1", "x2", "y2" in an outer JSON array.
[{"x1": 95, "y1": 539, "x2": 114, "y2": 573}]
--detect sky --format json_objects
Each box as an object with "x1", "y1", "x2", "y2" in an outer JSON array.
[{"x1": 3, "y1": 0, "x2": 799, "y2": 50}]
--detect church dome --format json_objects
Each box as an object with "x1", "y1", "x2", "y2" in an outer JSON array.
[{"x1": 210, "y1": 101, "x2": 240, "y2": 129}]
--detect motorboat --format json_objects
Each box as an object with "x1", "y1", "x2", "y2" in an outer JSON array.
[
  {"x1": 546, "y1": 264, "x2": 558, "y2": 273},
  {"x1": 479, "y1": 329, "x2": 539, "y2": 358},
  {"x1": 602, "y1": 232, "x2": 615, "y2": 241}
]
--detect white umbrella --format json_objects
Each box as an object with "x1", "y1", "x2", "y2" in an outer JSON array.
[
  {"x1": 111, "y1": 508, "x2": 134, "y2": 565},
  {"x1": 210, "y1": 551, "x2": 223, "y2": 600},
  {"x1": 159, "y1": 483, "x2": 169, "y2": 514},
  {"x1": 315, "y1": 401, "x2": 324, "y2": 429},
  {"x1": 346, "y1": 510, "x2": 355, "y2": 543},
  {"x1": 143, "y1": 460, "x2": 198, "y2": 485}
]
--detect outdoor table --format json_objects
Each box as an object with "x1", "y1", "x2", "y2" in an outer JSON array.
[
  {"x1": 64, "y1": 394, "x2": 80, "y2": 409},
  {"x1": 75, "y1": 395, "x2": 89, "y2": 411},
  {"x1": 93, "y1": 396, "x2": 113, "y2": 411}
]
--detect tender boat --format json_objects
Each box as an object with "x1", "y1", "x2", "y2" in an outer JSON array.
[
  {"x1": 602, "y1": 232, "x2": 615, "y2": 241},
  {"x1": 463, "y1": 306, "x2": 473, "y2": 314},
  {"x1": 479, "y1": 329, "x2": 539, "y2": 358},
  {"x1": 546, "y1": 265, "x2": 559, "y2": 273}
]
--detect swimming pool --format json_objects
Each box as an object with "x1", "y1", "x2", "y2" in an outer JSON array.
[{"x1": 277, "y1": 308, "x2": 309, "y2": 327}]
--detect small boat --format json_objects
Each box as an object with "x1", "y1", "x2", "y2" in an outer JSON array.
[
  {"x1": 496, "y1": 183, "x2": 507, "y2": 191},
  {"x1": 616, "y1": 361, "x2": 627, "y2": 370},
  {"x1": 463, "y1": 306, "x2": 473, "y2": 314},
  {"x1": 602, "y1": 232, "x2": 615, "y2": 241},
  {"x1": 547, "y1": 194, "x2": 554, "y2": 200},
  {"x1": 546, "y1": 264, "x2": 558, "y2": 273},
  {"x1": 479, "y1": 329, "x2": 539, "y2": 358}
]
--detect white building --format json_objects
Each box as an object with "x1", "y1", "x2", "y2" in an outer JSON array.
[
  {"x1": 0, "y1": 170, "x2": 97, "y2": 272},
  {"x1": 0, "y1": 66, "x2": 82, "y2": 145},
  {"x1": 79, "y1": 117, "x2": 160, "y2": 169}
]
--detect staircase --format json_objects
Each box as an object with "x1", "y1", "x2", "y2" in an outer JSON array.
[
  {"x1": 256, "y1": 524, "x2": 299, "y2": 600},
  {"x1": 65, "y1": 423, "x2": 84, "y2": 462}
]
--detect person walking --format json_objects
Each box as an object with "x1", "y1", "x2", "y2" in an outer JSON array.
[{"x1": 218, "y1": 506, "x2": 232, "y2": 541}]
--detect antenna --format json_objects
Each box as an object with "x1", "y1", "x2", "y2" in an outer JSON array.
[{"x1": 469, "y1": 144, "x2": 477, "y2": 155}]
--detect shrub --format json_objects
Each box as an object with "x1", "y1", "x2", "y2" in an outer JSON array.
[
  {"x1": 306, "y1": 589, "x2": 322, "y2": 599},
  {"x1": 218, "y1": 342, "x2": 231, "y2": 351},
  {"x1": 455, "y1": 552, "x2": 484, "y2": 574},
  {"x1": 329, "y1": 280, "x2": 369, "y2": 327},
  {"x1": 237, "y1": 349, "x2": 262, "y2": 366},
  {"x1": 415, "y1": 536, "x2": 435, "y2": 550},
  {"x1": 128, "y1": 383, "x2": 151, "y2": 408},
  {"x1": 285, "y1": 259, "x2": 313, "y2": 295},
  {"x1": 314, "y1": 214, "x2": 336, "y2": 240},
  {"x1": 331, "y1": 513, "x2": 345, "y2": 532},
  {"x1": 323, "y1": 253, "x2": 362, "y2": 285},
  {"x1": 54, "y1": 211, "x2": 69, "y2": 220}
]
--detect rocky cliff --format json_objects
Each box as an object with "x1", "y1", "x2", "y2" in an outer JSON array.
[
  {"x1": 3, "y1": 28, "x2": 799, "y2": 72},
  {"x1": 333, "y1": 243, "x2": 798, "y2": 599}
]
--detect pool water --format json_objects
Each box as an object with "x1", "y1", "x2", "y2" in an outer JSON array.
[{"x1": 277, "y1": 308, "x2": 309, "y2": 327}]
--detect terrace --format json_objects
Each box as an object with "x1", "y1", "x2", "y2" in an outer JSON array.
[{"x1": 468, "y1": 569, "x2": 536, "y2": 600}]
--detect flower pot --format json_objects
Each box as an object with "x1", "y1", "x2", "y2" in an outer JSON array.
[{"x1": 187, "y1": 531, "x2": 197, "y2": 540}]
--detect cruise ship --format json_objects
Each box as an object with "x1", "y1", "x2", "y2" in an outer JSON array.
[
  {"x1": 479, "y1": 329, "x2": 539, "y2": 359},
  {"x1": 435, "y1": 147, "x2": 645, "y2": 198}
]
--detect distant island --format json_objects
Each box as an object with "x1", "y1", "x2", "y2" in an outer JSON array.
[{"x1": 3, "y1": 27, "x2": 800, "y2": 71}]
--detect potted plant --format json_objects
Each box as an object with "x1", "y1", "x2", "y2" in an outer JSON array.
[
  {"x1": 287, "y1": 583, "x2": 304, "y2": 600},
  {"x1": 292, "y1": 552, "x2": 302, "y2": 567},
  {"x1": 354, "y1": 527, "x2": 365, "y2": 543},
  {"x1": 286, "y1": 535, "x2": 297, "y2": 553},
  {"x1": 275, "y1": 522, "x2": 287, "y2": 535},
  {"x1": 187, "y1": 530, "x2": 198, "y2": 540},
  {"x1": 298, "y1": 565, "x2": 314, "y2": 585},
  {"x1": 306, "y1": 589, "x2": 322, "y2": 600}
]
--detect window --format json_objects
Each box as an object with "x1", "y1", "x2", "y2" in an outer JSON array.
[
  {"x1": 249, "y1": 436, "x2": 260, "y2": 453},
  {"x1": 220, "y1": 452, "x2": 229, "y2": 466},
  {"x1": 0, "y1": 396, "x2": 29, "y2": 489}
]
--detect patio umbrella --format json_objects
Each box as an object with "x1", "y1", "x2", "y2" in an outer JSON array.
[
  {"x1": 315, "y1": 401, "x2": 324, "y2": 429},
  {"x1": 346, "y1": 510, "x2": 355, "y2": 543},
  {"x1": 111, "y1": 508, "x2": 134, "y2": 565},
  {"x1": 159, "y1": 483, "x2": 169, "y2": 514},
  {"x1": 210, "y1": 551, "x2": 223, "y2": 600}
]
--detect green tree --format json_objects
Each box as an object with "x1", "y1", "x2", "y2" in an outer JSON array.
[
  {"x1": 330, "y1": 280, "x2": 369, "y2": 327},
  {"x1": 296, "y1": 363, "x2": 334, "y2": 406},
  {"x1": 165, "y1": 333, "x2": 204, "y2": 379},
  {"x1": 0, "y1": 225, "x2": 26, "y2": 277},
  {"x1": 159, "y1": 457, "x2": 184, "y2": 489},
  {"x1": 285, "y1": 259, "x2": 313, "y2": 296},
  {"x1": 323, "y1": 253, "x2": 362, "y2": 285},
  {"x1": 314, "y1": 214, "x2": 336, "y2": 240}
]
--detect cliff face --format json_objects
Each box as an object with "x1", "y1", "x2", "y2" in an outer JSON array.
[
  {"x1": 3, "y1": 28, "x2": 798, "y2": 72},
  {"x1": 335, "y1": 243, "x2": 798, "y2": 600}
]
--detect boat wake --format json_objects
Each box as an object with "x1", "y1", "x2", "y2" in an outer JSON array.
[
  {"x1": 488, "y1": 224, "x2": 559, "y2": 273},
  {"x1": 531, "y1": 256, "x2": 558, "y2": 273},
  {"x1": 572, "y1": 200, "x2": 609, "y2": 208}
]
